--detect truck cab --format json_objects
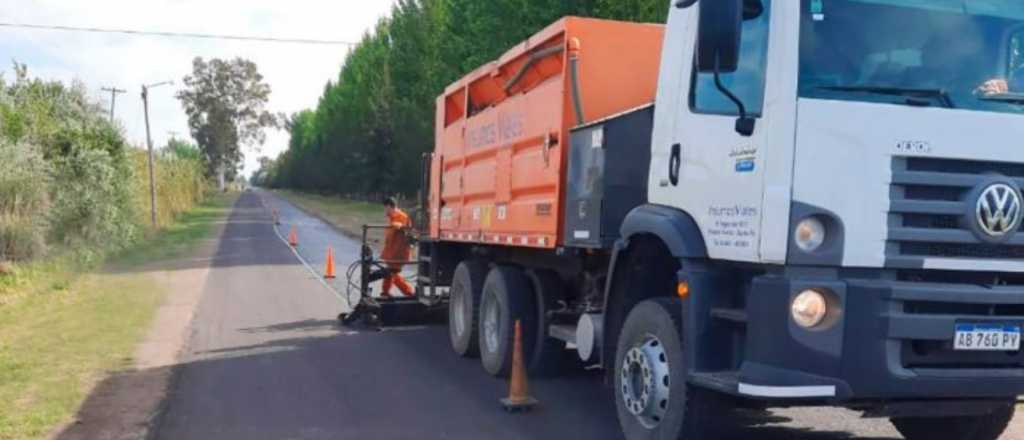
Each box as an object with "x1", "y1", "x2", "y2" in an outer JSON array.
[
  {"x1": 612, "y1": 0, "x2": 1024, "y2": 438},
  {"x1": 419, "y1": 1, "x2": 1024, "y2": 439}
]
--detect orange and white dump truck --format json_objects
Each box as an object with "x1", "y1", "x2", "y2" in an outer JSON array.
[{"x1": 413, "y1": 2, "x2": 1024, "y2": 439}]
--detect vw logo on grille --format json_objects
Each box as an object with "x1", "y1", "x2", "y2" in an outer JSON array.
[{"x1": 976, "y1": 183, "x2": 1023, "y2": 237}]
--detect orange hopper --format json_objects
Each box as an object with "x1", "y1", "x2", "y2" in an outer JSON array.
[{"x1": 428, "y1": 17, "x2": 665, "y2": 249}]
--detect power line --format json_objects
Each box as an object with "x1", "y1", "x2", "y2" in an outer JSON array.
[{"x1": 0, "y1": 22, "x2": 357, "y2": 45}]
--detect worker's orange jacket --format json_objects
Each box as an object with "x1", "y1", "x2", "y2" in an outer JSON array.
[{"x1": 381, "y1": 208, "x2": 412, "y2": 266}]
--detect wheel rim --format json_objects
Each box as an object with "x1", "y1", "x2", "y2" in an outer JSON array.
[
  {"x1": 483, "y1": 297, "x2": 499, "y2": 353},
  {"x1": 452, "y1": 286, "x2": 466, "y2": 337},
  {"x1": 620, "y1": 335, "x2": 671, "y2": 429}
]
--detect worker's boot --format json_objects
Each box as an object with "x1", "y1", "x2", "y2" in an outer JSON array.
[{"x1": 395, "y1": 276, "x2": 415, "y2": 298}]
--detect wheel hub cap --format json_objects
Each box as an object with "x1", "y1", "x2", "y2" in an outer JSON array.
[{"x1": 620, "y1": 336, "x2": 670, "y2": 428}]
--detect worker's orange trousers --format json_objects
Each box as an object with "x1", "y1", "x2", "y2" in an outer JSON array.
[{"x1": 382, "y1": 268, "x2": 414, "y2": 297}]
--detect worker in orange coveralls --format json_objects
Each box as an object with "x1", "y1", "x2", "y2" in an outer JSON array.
[{"x1": 379, "y1": 197, "x2": 414, "y2": 298}]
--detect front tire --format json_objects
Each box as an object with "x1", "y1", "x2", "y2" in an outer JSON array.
[
  {"x1": 891, "y1": 402, "x2": 1015, "y2": 440},
  {"x1": 449, "y1": 260, "x2": 486, "y2": 357},
  {"x1": 615, "y1": 298, "x2": 730, "y2": 440}
]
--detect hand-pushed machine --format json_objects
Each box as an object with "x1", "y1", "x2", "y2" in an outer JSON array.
[{"x1": 338, "y1": 224, "x2": 446, "y2": 328}]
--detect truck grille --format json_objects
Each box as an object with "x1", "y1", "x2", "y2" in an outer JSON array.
[{"x1": 888, "y1": 157, "x2": 1024, "y2": 265}]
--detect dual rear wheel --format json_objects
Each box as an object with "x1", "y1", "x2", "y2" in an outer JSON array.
[{"x1": 447, "y1": 262, "x2": 565, "y2": 377}]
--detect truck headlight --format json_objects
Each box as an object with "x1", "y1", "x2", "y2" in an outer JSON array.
[
  {"x1": 794, "y1": 217, "x2": 826, "y2": 252},
  {"x1": 791, "y1": 289, "x2": 828, "y2": 329}
]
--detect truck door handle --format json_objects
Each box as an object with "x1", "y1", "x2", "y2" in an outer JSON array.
[
  {"x1": 543, "y1": 133, "x2": 552, "y2": 167},
  {"x1": 543, "y1": 132, "x2": 558, "y2": 167},
  {"x1": 668, "y1": 144, "x2": 681, "y2": 186}
]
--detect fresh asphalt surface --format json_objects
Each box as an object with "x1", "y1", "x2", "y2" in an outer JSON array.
[{"x1": 151, "y1": 190, "x2": 1018, "y2": 439}]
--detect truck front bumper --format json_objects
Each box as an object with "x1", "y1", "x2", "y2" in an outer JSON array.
[{"x1": 733, "y1": 274, "x2": 1024, "y2": 401}]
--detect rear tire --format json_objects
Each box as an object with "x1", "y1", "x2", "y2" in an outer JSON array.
[
  {"x1": 479, "y1": 266, "x2": 531, "y2": 377},
  {"x1": 615, "y1": 298, "x2": 731, "y2": 440},
  {"x1": 449, "y1": 260, "x2": 486, "y2": 357},
  {"x1": 890, "y1": 402, "x2": 1015, "y2": 440}
]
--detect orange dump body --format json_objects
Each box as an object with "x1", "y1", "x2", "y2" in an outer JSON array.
[{"x1": 429, "y1": 17, "x2": 665, "y2": 249}]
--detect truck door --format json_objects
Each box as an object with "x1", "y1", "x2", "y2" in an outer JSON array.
[{"x1": 650, "y1": 1, "x2": 777, "y2": 263}]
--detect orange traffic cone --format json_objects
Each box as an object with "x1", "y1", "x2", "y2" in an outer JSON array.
[
  {"x1": 289, "y1": 226, "x2": 298, "y2": 247},
  {"x1": 501, "y1": 320, "x2": 538, "y2": 412},
  {"x1": 324, "y1": 247, "x2": 336, "y2": 279}
]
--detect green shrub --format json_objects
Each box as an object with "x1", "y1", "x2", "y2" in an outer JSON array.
[
  {"x1": 49, "y1": 149, "x2": 139, "y2": 260},
  {"x1": 0, "y1": 140, "x2": 51, "y2": 261},
  {"x1": 0, "y1": 215, "x2": 46, "y2": 261}
]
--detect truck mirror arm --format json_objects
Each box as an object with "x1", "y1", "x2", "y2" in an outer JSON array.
[{"x1": 712, "y1": 61, "x2": 756, "y2": 137}]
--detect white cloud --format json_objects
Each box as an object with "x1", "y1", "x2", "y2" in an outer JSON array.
[{"x1": 0, "y1": 0, "x2": 395, "y2": 176}]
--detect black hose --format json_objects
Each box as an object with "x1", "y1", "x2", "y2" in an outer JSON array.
[
  {"x1": 503, "y1": 45, "x2": 565, "y2": 93},
  {"x1": 569, "y1": 52, "x2": 585, "y2": 126}
]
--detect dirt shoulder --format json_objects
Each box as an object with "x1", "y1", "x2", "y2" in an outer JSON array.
[
  {"x1": 48, "y1": 267, "x2": 215, "y2": 440},
  {"x1": 46, "y1": 197, "x2": 234, "y2": 440}
]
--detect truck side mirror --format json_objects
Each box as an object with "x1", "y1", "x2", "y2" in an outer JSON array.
[
  {"x1": 695, "y1": 0, "x2": 743, "y2": 74},
  {"x1": 687, "y1": 0, "x2": 759, "y2": 137}
]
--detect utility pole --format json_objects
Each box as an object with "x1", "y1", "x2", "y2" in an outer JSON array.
[
  {"x1": 141, "y1": 80, "x2": 173, "y2": 228},
  {"x1": 101, "y1": 86, "x2": 126, "y2": 123}
]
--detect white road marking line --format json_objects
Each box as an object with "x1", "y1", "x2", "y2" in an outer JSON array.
[{"x1": 261, "y1": 192, "x2": 353, "y2": 313}]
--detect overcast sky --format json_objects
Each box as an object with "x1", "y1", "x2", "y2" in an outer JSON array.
[{"x1": 0, "y1": 0, "x2": 396, "y2": 176}]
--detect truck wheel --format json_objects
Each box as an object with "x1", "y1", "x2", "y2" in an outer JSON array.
[
  {"x1": 479, "y1": 266, "x2": 531, "y2": 377},
  {"x1": 890, "y1": 402, "x2": 1015, "y2": 440},
  {"x1": 525, "y1": 269, "x2": 567, "y2": 376},
  {"x1": 615, "y1": 298, "x2": 730, "y2": 440},
  {"x1": 449, "y1": 260, "x2": 486, "y2": 358}
]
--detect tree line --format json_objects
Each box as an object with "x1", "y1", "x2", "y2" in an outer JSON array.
[{"x1": 254, "y1": 0, "x2": 668, "y2": 197}]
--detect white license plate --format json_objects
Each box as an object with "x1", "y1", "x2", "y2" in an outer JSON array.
[{"x1": 954, "y1": 324, "x2": 1021, "y2": 351}]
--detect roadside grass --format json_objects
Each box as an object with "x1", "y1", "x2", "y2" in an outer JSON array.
[
  {"x1": 0, "y1": 192, "x2": 236, "y2": 440},
  {"x1": 271, "y1": 189, "x2": 384, "y2": 237},
  {"x1": 115, "y1": 192, "x2": 238, "y2": 267},
  {"x1": 0, "y1": 255, "x2": 80, "y2": 307}
]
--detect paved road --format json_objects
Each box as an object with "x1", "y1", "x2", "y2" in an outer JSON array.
[{"x1": 151, "y1": 190, "x2": 1019, "y2": 439}]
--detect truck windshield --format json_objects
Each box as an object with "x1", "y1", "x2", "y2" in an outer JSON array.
[{"x1": 798, "y1": 0, "x2": 1024, "y2": 114}]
